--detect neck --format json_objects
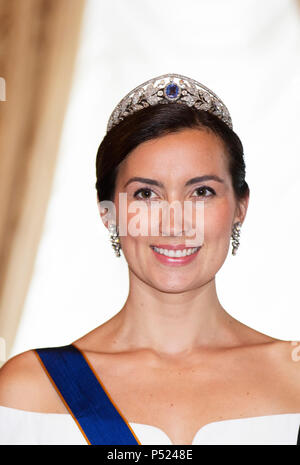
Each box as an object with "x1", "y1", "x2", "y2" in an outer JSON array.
[{"x1": 109, "y1": 272, "x2": 239, "y2": 357}]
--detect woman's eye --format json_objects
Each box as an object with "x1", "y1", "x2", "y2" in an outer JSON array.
[
  {"x1": 133, "y1": 186, "x2": 215, "y2": 201},
  {"x1": 133, "y1": 188, "x2": 157, "y2": 200},
  {"x1": 192, "y1": 186, "x2": 216, "y2": 198}
]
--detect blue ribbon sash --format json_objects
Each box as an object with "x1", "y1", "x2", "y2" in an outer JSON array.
[{"x1": 34, "y1": 344, "x2": 141, "y2": 445}]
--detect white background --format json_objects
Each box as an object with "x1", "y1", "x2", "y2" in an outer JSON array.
[{"x1": 11, "y1": 0, "x2": 300, "y2": 357}]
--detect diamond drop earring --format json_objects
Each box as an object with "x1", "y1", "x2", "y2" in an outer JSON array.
[
  {"x1": 108, "y1": 223, "x2": 121, "y2": 257},
  {"x1": 231, "y1": 221, "x2": 242, "y2": 255}
]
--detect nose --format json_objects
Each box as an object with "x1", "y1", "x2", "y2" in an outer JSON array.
[
  {"x1": 157, "y1": 199, "x2": 203, "y2": 246},
  {"x1": 159, "y1": 201, "x2": 187, "y2": 238}
]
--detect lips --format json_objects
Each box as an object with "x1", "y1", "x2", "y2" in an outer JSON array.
[
  {"x1": 150, "y1": 244, "x2": 201, "y2": 250},
  {"x1": 150, "y1": 244, "x2": 201, "y2": 266}
]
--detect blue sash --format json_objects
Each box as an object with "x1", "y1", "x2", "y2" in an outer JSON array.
[{"x1": 34, "y1": 344, "x2": 141, "y2": 445}]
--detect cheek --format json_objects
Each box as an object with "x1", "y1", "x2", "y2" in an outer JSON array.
[
  {"x1": 123, "y1": 204, "x2": 153, "y2": 237},
  {"x1": 119, "y1": 200, "x2": 166, "y2": 239},
  {"x1": 203, "y1": 201, "x2": 234, "y2": 242},
  {"x1": 116, "y1": 199, "x2": 153, "y2": 251}
]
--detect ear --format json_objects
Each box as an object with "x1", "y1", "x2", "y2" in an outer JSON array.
[
  {"x1": 96, "y1": 193, "x2": 116, "y2": 230},
  {"x1": 96, "y1": 193, "x2": 109, "y2": 230},
  {"x1": 234, "y1": 189, "x2": 250, "y2": 226}
]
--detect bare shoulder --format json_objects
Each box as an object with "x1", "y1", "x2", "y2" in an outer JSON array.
[
  {"x1": 264, "y1": 338, "x2": 300, "y2": 364},
  {"x1": 228, "y1": 315, "x2": 300, "y2": 396},
  {"x1": 247, "y1": 332, "x2": 300, "y2": 372},
  {"x1": 267, "y1": 338, "x2": 300, "y2": 370},
  {"x1": 263, "y1": 338, "x2": 300, "y2": 401},
  {"x1": 229, "y1": 314, "x2": 300, "y2": 366},
  {"x1": 0, "y1": 349, "x2": 67, "y2": 413}
]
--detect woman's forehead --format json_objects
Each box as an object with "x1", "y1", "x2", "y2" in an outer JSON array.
[{"x1": 117, "y1": 129, "x2": 229, "y2": 182}]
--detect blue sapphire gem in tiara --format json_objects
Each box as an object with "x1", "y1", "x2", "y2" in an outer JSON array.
[{"x1": 165, "y1": 83, "x2": 180, "y2": 100}]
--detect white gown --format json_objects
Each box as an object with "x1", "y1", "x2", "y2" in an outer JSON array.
[{"x1": 0, "y1": 406, "x2": 300, "y2": 445}]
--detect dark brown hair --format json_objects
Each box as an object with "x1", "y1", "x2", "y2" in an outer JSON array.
[{"x1": 95, "y1": 103, "x2": 249, "y2": 203}]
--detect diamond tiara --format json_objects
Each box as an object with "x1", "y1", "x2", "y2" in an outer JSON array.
[{"x1": 106, "y1": 73, "x2": 233, "y2": 133}]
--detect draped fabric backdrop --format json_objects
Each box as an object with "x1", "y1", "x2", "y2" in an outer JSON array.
[{"x1": 0, "y1": 0, "x2": 86, "y2": 365}]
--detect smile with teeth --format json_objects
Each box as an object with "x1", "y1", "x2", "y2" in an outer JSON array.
[{"x1": 150, "y1": 246, "x2": 201, "y2": 258}]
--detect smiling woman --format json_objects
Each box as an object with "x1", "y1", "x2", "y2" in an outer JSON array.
[
  {"x1": 101, "y1": 125, "x2": 246, "y2": 290},
  {"x1": 0, "y1": 74, "x2": 300, "y2": 446}
]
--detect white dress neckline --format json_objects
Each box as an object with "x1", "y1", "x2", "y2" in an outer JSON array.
[
  {"x1": 1, "y1": 405, "x2": 300, "y2": 445},
  {"x1": 131, "y1": 412, "x2": 300, "y2": 445}
]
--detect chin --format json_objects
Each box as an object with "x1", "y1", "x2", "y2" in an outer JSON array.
[{"x1": 146, "y1": 274, "x2": 201, "y2": 294}]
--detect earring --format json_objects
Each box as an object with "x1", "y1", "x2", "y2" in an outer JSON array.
[
  {"x1": 108, "y1": 223, "x2": 121, "y2": 257},
  {"x1": 231, "y1": 221, "x2": 242, "y2": 255}
]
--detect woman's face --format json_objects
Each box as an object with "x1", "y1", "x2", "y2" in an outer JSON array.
[{"x1": 101, "y1": 128, "x2": 248, "y2": 293}]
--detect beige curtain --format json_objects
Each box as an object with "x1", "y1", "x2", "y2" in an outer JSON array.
[{"x1": 0, "y1": 0, "x2": 86, "y2": 364}]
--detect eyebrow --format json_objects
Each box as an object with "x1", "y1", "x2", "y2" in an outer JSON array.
[{"x1": 123, "y1": 175, "x2": 225, "y2": 188}]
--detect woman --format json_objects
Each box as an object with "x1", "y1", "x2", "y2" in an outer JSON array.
[{"x1": 0, "y1": 73, "x2": 300, "y2": 445}]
